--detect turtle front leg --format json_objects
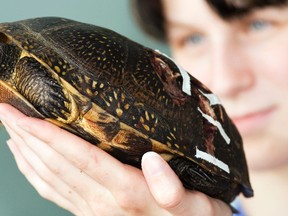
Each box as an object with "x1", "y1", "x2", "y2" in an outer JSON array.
[{"x1": 14, "y1": 56, "x2": 74, "y2": 121}]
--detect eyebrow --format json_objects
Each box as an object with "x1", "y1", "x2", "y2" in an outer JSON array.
[{"x1": 164, "y1": 19, "x2": 202, "y2": 32}]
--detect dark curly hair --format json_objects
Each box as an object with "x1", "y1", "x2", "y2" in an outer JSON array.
[{"x1": 130, "y1": 0, "x2": 288, "y2": 41}]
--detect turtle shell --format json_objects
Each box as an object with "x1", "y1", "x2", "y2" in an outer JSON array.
[{"x1": 0, "y1": 17, "x2": 253, "y2": 203}]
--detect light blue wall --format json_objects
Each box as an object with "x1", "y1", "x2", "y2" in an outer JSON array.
[{"x1": 0, "y1": 1, "x2": 168, "y2": 215}]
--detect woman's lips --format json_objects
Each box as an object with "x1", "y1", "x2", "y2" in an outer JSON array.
[{"x1": 231, "y1": 106, "x2": 276, "y2": 135}]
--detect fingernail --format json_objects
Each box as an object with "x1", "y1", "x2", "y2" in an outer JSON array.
[{"x1": 142, "y1": 152, "x2": 166, "y2": 176}]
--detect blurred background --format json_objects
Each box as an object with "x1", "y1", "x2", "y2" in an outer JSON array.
[{"x1": 0, "y1": 0, "x2": 168, "y2": 215}]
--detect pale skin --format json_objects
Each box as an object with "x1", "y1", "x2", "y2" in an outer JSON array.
[{"x1": 1, "y1": 1, "x2": 288, "y2": 216}]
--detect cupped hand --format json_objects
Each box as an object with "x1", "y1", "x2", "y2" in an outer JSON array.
[{"x1": 0, "y1": 103, "x2": 232, "y2": 216}]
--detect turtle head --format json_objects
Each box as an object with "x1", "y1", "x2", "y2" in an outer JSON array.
[{"x1": 0, "y1": 33, "x2": 21, "y2": 84}]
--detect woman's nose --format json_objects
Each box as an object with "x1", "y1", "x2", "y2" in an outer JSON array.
[{"x1": 209, "y1": 40, "x2": 255, "y2": 98}]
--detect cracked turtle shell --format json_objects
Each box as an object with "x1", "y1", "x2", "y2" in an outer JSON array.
[{"x1": 0, "y1": 17, "x2": 253, "y2": 204}]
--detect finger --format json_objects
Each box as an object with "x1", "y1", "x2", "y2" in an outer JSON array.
[
  {"x1": 0, "y1": 105, "x2": 144, "y2": 193},
  {"x1": 0, "y1": 104, "x2": 113, "y2": 183},
  {"x1": 4, "y1": 119, "x2": 106, "y2": 206},
  {"x1": 142, "y1": 152, "x2": 232, "y2": 216},
  {"x1": 6, "y1": 139, "x2": 80, "y2": 215},
  {"x1": 7, "y1": 132, "x2": 123, "y2": 215},
  {"x1": 4, "y1": 124, "x2": 89, "y2": 210},
  {"x1": 0, "y1": 104, "x2": 159, "y2": 213},
  {"x1": 0, "y1": 104, "x2": 122, "y2": 174},
  {"x1": 1, "y1": 107, "x2": 125, "y2": 214},
  {"x1": 23, "y1": 117, "x2": 153, "y2": 210}
]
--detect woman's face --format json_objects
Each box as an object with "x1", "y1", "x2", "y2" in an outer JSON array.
[{"x1": 162, "y1": 0, "x2": 288, "y2": 171}]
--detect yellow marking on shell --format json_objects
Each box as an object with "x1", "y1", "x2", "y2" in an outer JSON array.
[
  {"x1": 167, "y1": 136, "x2": 172, "y2": 141},
  {"x1": 84, "y1": 76, "x2": 90, "y2": 83},
  {"x1": 78, "y1": 76, "x2": 83, "y2": 83},
  {"x1": 99, "y1": 83, "x2": 104, "y2": 89},
  {"x1": 165, "y1": 98, "x2": 169, "y2": 105},
  {"x1": 121, "y1": 93, "x2": 125, "y2": 102},
  {"x1": 143, "y1": 124, "x2": 150, "y2": 132},
  {"x1": 54, "y1": 66, "x2": 61, "y2": 73},
  {"x1": 116, "y1": 108, "x2": 123, "y2": 117},
  {"x1": 92, "y1": 81, "x2": 97, "y2": 89},
  {"x1": 118, "y1": 122, "x2": 184, "y2": 158},
  {"x1": 145, "y1": 111, "x2": 150, "y2": 121},
  {"x1": 19, "y1": 50, "x2": 31, "y2": 59},
  {"x1": 134, "y1": 102, "x2": 144, "y2": 107},
  {"x1": 160, "y1": 153, "x2": 174, "y2": 161},
  {"x1": 124, "y1": 104, "x2": 130, "y2": 110},
  {"x1": 97, "y1": 142, "x2": 112, "y2": 151},
  {"x1": 117, "y1": 102, "x2": 121, "y2": 108},
  {"x1": 113, "y1": 91, "x2": 118, "y2": 100},
  {"x1": 109, "y1": 96, "x2": 113, "y2": 102},
  {"x1": 86, "y1": 88, "x2": 93, "y2": 97},
  {"x1": 169, "y1": 132, "x2": 176, "y2": 140},
  {"x1": 104, "y1": 99, "x2": 111, "y2": 107},
  {"x1": 151, "y1": 127, "x2": 155, "y2": 133},
  {"x1": 175, "y1": 144, "x2": 180, "y2": 149},
  {"x1": 140, "y1": 117, "x2": 145, "y2": 124},
  {"x1": 155, "y1": 118, "x2": 159, "y2": 124}
]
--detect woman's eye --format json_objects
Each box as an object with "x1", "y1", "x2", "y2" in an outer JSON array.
[
  {"x1": 184, "y1": 33, "x2": 205, "y2": 46},
  {"x1": 248, "y1": 19, "x2": 271, "y2": 31}
]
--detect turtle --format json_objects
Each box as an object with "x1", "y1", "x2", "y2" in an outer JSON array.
[{"x1": 0, "y1": 17, "x2": 253, "y2": 204}]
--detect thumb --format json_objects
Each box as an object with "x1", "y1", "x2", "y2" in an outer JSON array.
[
  {"x1": 141, "y1": 152, "x2": 232, "y2": 216},
  {"x1": 142, "y1": 151, "x2": 187, "y2": 214}
]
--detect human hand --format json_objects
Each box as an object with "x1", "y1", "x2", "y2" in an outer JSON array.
[{"x1": 0, "y1": 103, "x2": 232, "y2": 216}]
